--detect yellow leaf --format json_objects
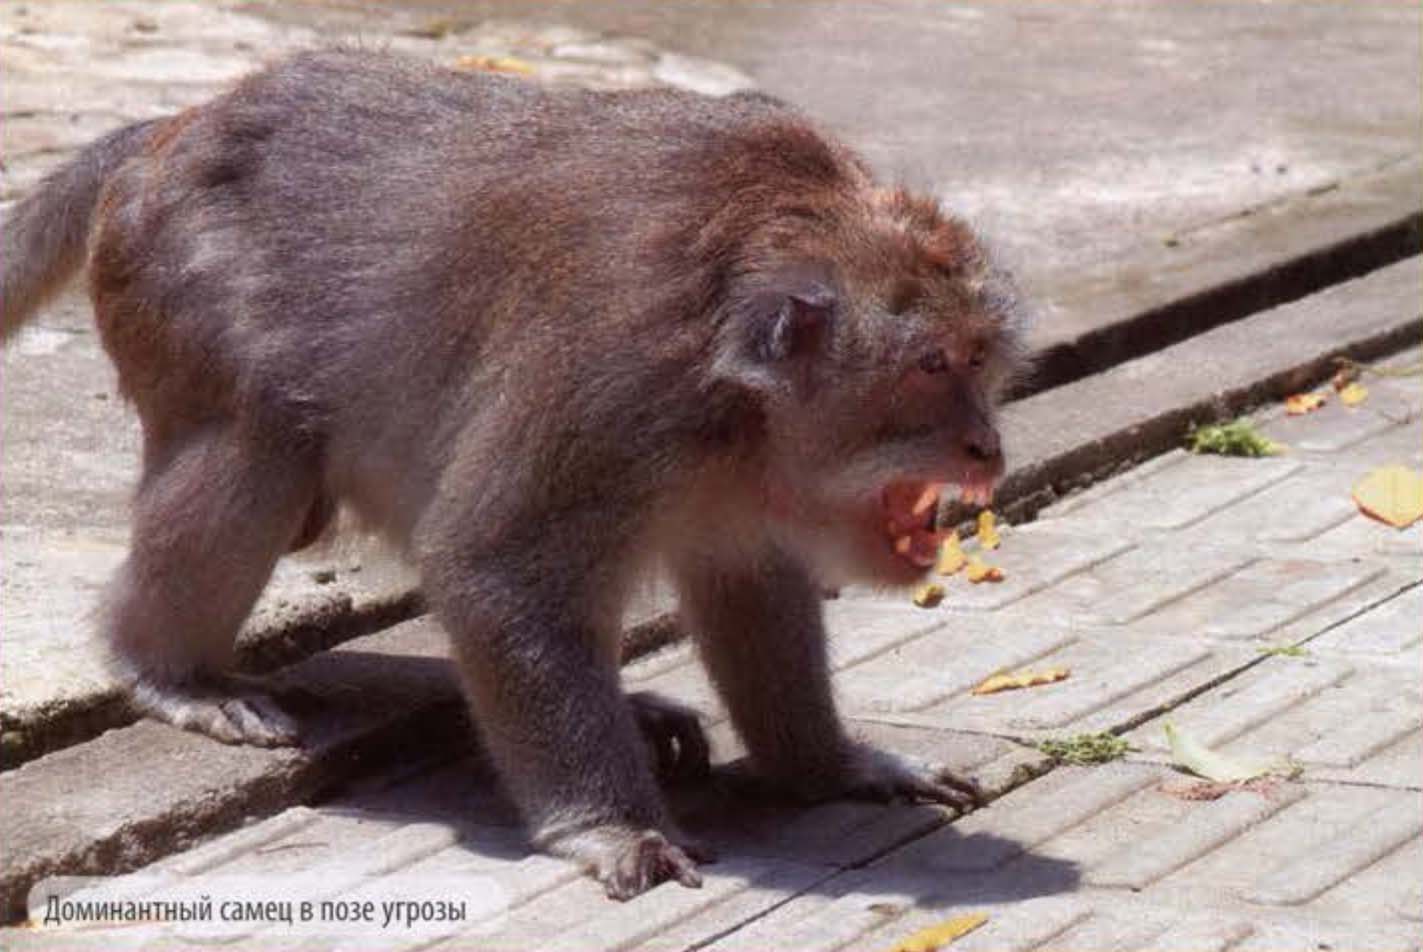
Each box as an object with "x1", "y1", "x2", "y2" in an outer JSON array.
[
  {"x1": 934, "y1": 531, "x2": 966, "y2": 575},
  {"x1": 453, "y1": 54, "x2": 535, "y2": 75},
  {"x1": 1283, "y1": 391, "x2": 1327, "y2": 415},
  {"x1": 879, "y1": 914, "x2": 989, "y2": 952},
  {"x1": 1338, "y1": 382, "x2": 1368, "y2": 407},
  {"x1": 975, "y1": 510, "x2": 1000, "y2": 550},
  {"x1": 912, "y1": 583, "x2": 945, "y2": 608},
  {"x1": 972, "y1": 667, "x2": 1070, "y2": 695},
  {"x1": 1352, "y1": 464, "x2": 1423, "y2": 528},
  {"x1": 964, "y1": 556, "x2": 1004, "y2": 583}
]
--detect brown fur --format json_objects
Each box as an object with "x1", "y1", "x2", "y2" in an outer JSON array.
[{"x1": 0, "y1": 50, "x2": 1030, "y2": 898}]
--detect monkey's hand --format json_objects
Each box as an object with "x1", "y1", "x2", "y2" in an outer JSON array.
[
  {"x1": 544, "y1": 825, "x2": 715, "y2": 901},
  {"x1": 627, "y1": 691, "x2": 711, "y2": 784},
  {"x1": 724, "y1": 742, "x2": 983, "y2": 814}
]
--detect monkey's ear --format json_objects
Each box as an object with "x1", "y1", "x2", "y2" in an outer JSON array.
[{"x1": 738, "y1": 265, "x2": 837, "y2": 364}]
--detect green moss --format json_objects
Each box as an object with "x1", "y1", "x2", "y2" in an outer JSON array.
[
  {"x1": 1257, "y1": 643, "x2": 1309, "y2": 657},
  {"x1": 1033, "y1": 732, "x2": 1132, "y2": 766},
  {"x1": 1185, "y1": 419, "x2": 1282, "y2": 457}
]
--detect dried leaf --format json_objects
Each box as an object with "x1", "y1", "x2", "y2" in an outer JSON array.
[
  {"x1": 1283, "y1": 391, "x2": 1327, "y2": 415},
  {"x1": 878, "y1": 914, "x2": 989, "y2": 952},
  {"x1": 964, "y1": 556, "x2": 1004, "y2": 583},
  {"x1": 1338, "y1": 382, "x2": 1368, "y2": 406},
  {"x1": 453, "y1": 54, "x2": 535, "y2": 75},
  {"x1": 1351, "y1": 464, "x2": 1423, "y2": 528},
  {"x1": 972, "y1": 667, "x2": 1069, "y2": 695},
  {"x1": 912, "y1": 583, "x2": 945, "y2": 608},
  {"x1": 1164, "y1": 722, "x2": 1298, "y2": 783},
  {"x1": 1159, "y1": 776, "x2": 1290, "y2": 801},
  {"x1": 934, "y1": 531, "x2": 966, "y2": 576},
  {"x1": 975, "y1": 510, "x2": 1001, "y2": 550}
]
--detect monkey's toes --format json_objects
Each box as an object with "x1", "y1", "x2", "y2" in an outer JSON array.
[
  {"x1": 628, "y1": 691, "x2": 710, "y2": 784},
  {"x1": 840, "y1": 744, "x2": 984, "y2": 813},
  {"x1": 605, "y1": 831, "x2": 703, "y2": 901},
  {"x1": 900, "y1": 765, "x2": 984, "y2": 811},
  {"x1": 129, "y1": 677, "x2": 301, "y2": 747}
]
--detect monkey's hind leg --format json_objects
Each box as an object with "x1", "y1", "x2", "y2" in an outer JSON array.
[{"x1": 102, "y1": 425, "x2": 322, "y2": 747}]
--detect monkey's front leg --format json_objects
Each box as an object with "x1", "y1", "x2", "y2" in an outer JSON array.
[
  {"x1": 427, "y1": 567, "x2": 705, "y2": 899},
  {"x1": 673, "y1": 548, "x2": 981, "y2": 812}
]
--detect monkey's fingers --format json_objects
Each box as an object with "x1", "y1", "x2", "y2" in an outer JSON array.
[
  {"x1": 605, "y1": 832, "x2": 703, "y2": 901},
  {"x1": 934, "y1": 768, "x2": 986, "y2": 806},
  {"x1": 899, "y1": 769, "x2": 982, "y2": 813}
]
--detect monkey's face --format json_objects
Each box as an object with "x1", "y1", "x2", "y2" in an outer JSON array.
[{"x1": 717, "y1": 227, "x2": 1029, "y2": 587}]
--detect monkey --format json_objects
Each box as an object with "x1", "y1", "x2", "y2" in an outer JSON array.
[{"x1": 0, "y1": 49, "x2": 1030, "y2": 899}]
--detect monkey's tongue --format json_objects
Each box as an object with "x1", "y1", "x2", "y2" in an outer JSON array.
[{"x1": 883, "y1": 481, "x2": 948, "y2": 568}]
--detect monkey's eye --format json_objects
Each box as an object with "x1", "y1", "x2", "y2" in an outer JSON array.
[
  {"x1": 917, "y1": 350, "x2": 950, "y2": 374},
  {"x1": 968, "y1": 346, "x2": 987, "y2": 370}
]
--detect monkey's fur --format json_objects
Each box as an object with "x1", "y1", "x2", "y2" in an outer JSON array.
[{"x1": 1, "y1": 50, "x2": 1029, "y2": 898}]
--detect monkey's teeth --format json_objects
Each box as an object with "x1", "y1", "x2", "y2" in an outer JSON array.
[
  {"x1": 957, "y1": 483, "x2": 995, "y2": 507},
  {"x1": 892, "y1": 531, "x2": 940, "y2": 567},
  {"x1": 910, "y1": 483, "x2": 944, "y2": 518}
]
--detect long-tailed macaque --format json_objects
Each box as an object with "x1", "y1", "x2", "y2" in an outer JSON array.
[{"x1": 1, "y1": 50, "x2": 1029, "y2": 898}]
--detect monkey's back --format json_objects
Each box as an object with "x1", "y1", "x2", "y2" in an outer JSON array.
[{"x1": 93, "y1": 50, "x2": 850, "y2": 410}]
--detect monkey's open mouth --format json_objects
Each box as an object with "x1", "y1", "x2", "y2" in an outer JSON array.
[{"x1": 881, "y1": 480, "x2": 995, "y2": 567}]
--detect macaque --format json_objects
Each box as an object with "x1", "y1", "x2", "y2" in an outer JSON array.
[{"x1": 1, "y1": 50, "x2": 1029, "y2": 898}]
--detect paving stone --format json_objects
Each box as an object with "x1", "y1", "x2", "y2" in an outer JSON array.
[
  {"x1": 1007, "y1": 539, "x2": 1253, "y2": 626},
  {"x1": 852, "y1": 763, "x2": 1422, "y2": 948},
  {"x1": 832, "y1": 616, "x2": 1077, "y2": 717},
  {"x1": 1137, "y1": 555, "x2": 1386, "y2": 640},
  {"x1": 1171, "y1": 461, "x2": 1369, "y2": 546},
  {"x1": 863, "y1": 629, "x2": 1253, "y2": 739},
  {"x1": 1034, "y1": 453, "x2": 1303, "y2": 534},
  {"x1": 1125, "y1": 656, "x2": 1423, "y2": 789},
  {"x1": 1308, "y1": 584, "x2": 1423, "y2": 660}
]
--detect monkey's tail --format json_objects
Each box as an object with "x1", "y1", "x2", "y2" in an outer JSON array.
[{"x1": 1, "y1": 119, "x2": 160, "y2": 343}]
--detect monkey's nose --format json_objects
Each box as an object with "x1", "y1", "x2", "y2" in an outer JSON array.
[{"x1": 963, "y1": 427, "x2": 1001, "y2": 463}]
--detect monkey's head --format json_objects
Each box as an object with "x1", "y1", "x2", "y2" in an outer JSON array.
[{"x1": 713, "y1": 188, "x2": 1032, "y2": 587}]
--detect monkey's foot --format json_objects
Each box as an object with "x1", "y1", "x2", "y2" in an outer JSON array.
[
  {"x1": 724, "y1": 743, "x2": 983, "y2": 813},
  {"x1": 127, "y1": 673, "x2": 301, "y2": 747},
  {"x1": 628, "y1": 691, "x2": 710, "y2": 784},
  {"x1": 832, "y1": 743, "x2": 983, "y2": 812},
  {"x1": 547, "y1": 826, "x2": 714, "y2": 901}
]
